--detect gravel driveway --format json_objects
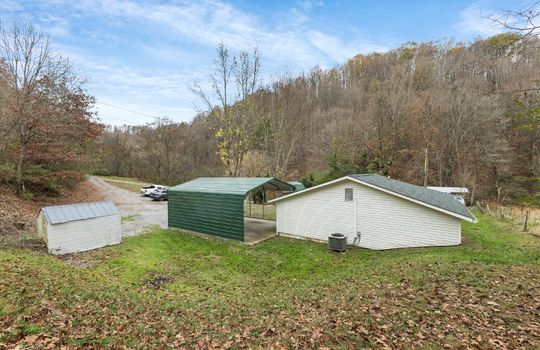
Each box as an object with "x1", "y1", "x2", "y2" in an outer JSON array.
[{"x1": 89, "y1": 176, "x2": 168, "y2": 236}]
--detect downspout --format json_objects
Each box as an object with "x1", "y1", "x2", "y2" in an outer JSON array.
[{"x1": 351, "y1": 197, "x2": 361, "y2": 247}]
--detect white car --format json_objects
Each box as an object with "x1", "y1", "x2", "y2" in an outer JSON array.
[{"x1": 140, "y1": 184, "x2": 167, "y2": 197}]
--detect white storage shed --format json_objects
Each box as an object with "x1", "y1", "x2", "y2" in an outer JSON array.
[
  {"x1": 272, "y1": 174, "x2": 477, "y2": 250},
  {"x1": 37, "y1": 201, "x2": 122, "y2": 255}
]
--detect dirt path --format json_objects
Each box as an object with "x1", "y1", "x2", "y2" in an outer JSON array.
[{"x1": 88, "y1": 176, "x2": 167, "y2": 236}]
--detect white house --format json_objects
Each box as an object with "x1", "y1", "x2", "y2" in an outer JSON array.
[
  {"x1": 272, "y1": 174, "x2": 477, "y2": 250},
  {"x1": 37, "y1": 201, "x2": 122, "y2": 255}
]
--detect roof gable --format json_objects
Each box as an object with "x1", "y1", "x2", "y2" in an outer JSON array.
[
  {"x1": 169, "y1": 177, "x2": 295, "y2": 195},
  {"x1": 350, "y1": 174, "x2": 476, "y2": 222},
  {"x1": 272, "y1": 175, "x2": 477, "y2": 223},
  {"x1": 41, "y1": 201, "x2": 120, "y2": 225}
]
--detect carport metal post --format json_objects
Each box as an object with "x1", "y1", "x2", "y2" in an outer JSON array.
[{"x1": 262, "y1": 188, "x2": 265, "y2": 220}]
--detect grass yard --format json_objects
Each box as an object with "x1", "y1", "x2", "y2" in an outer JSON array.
[
  {"x1": 95, "y1": 175, "x2": 145, "y2": 183},
  {"x1": 1, "y1": 214, "x2": 539, "y2": 349},
  {"x1": 244, "y1": 202, "x2": 276, "y2": 221},
  {"x1": 97, "y1": 176, "x2": 148, "y2": 193},
  {"x1": 102, "y1": 180, "x2": 142, "y2": 193}
]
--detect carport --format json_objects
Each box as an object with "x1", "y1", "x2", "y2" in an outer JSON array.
[{"x1": 168, "y1": 177, "x2": 295, "y2": 244}]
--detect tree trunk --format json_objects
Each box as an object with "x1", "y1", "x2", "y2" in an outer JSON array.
[
  {"x1": 16, "y1": 143, "x2": 27, "y2": 193},
  {"x1": 470, "y1": 183, "x2": 476, "y2": 206},
  {"x1": 423, "y1": 148, "x2": 429, "y2": 186}
]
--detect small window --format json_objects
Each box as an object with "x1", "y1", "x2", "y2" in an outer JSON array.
[{"x1": 345, "y1": 188, "x2": 353, "y2": 201}]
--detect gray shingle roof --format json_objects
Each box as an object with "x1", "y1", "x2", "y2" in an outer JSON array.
[
  {"x1": 40, "y1": 201, "x2": 120, "y2": 225},
  {"x1": 350, "y1": 174, "x2": 476, "y2": 221}
]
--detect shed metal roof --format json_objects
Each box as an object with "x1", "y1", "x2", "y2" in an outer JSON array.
[
  {"x1": 169, "y1": 177, "x2": 295, "y2": 195},
  {"x1": 40, "y1": 201, "x2": 120, "y2": 225}
]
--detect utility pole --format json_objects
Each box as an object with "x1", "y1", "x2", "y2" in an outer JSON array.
[{"x1": 423, "y1": 148, "x2": 429, "y2": 187}]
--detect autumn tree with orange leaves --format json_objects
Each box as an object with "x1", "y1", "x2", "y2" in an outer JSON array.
[{"x1": 0, "y1": 21, "x2": 101, "y2": 194}]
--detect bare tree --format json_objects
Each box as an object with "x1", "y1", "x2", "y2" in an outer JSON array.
[
  {"x1": 0, "y1": 21, "x2": 98, "y2": 192},
  {"x1": 138, "y1": 117, "x2": 185, "y2": 183},
  {"x1": 96, "y1": 34, "x2": 540, "y2": 202},
  {"x1": 258, "y1": 74, "x2": 310, "y2": 177},
  {"x1": 192, "y1": 42, "x2": 261, "y2": 176},
  {"x1": 489, "y1": 2, "x2": 540, "y2": 41},
  {"x1": 0, "y1": 74, "x2": 14, "y2": 155}
]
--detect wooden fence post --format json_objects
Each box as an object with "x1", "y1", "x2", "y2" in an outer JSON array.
[{"x1": 524, "y1": 210, "x2": 530, "y2": 232}]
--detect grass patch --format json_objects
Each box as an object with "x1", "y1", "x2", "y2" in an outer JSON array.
[
  {"x1": 96, "y1": 175, "x2": 150, "y2": 193},
  {"x1": 0, "y1": 213, "x2": 539, "y2": 348},
  {"x1": 102, "y1": 179, "x2": 144, "y2": 193},
  {"x1": 121, "y1": 215, "x2": 140, "y2": 223},
  {"x1": 95, "y1": 175, "x2": 145, "y2": 183},
  {"x1": 244, "y1": 203, "x2": 276, "y2": 221},
  {"x1": 512, "y1": 196, "x2": 540, "y2": 206},
  {"x1": 506, "y1": 177, "x2": 540, "y2": 207}
]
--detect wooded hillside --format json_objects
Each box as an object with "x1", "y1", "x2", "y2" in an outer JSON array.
[
  {"x1": 1, "y1": 21, "x2": 538, "y2": 204},
  {"x1": 94, "y1": 34, "x2": 540, "y2": 203},
  {"x1": 0, "y1": 22, "x2": 101, "y2": 194}
]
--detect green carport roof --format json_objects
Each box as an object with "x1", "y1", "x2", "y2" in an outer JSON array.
[
  {"x1": 169, "y1": 177, "x2": 295, "y2": 195},
  {"x1": 288, "y1": 181, "x2": 305, "y2": 191}
]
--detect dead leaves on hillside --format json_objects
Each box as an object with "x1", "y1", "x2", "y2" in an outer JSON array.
[
  {"x1": 0, "y1": 180, "x2": 105, "y2": 246},
  {"x1": 1, "y1": 264, "x2": 539, "y2": 349}
]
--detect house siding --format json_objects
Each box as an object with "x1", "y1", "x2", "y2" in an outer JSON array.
[
  {"x1": 46, "y1": 215, "x2": 121, "y2": 255},
  {"x1": 276, "y1": 181, "x2": 357, "y2": 244},
  {"x1": 276, "y1": 180, "x2": 461, "y2": 250}
]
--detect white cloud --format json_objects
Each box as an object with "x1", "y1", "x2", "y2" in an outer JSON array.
[
  {"x1": 54, "y1": 43, "x2": 198, "y2": 122},
  {"x1": 0, "y1": 0, "x2": 24, "y2": 11},
  {"x1": 71, "y1": 0, "x2": 382, "y2": 68},
  {"x1": 2, "y1": 0, "x2": 386, "y2": 125},
  {"x1": 300, "y1": 0, "x2": 324, "y2": 12},
  {"x1": 454, "y1": 4, "x2": 504, "y2": 37},
  {"x1": 306, "y1": 30, "x2": 387, "y2": 63}
]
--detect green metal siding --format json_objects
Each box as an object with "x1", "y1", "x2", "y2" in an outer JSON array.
[{"x1": 168, "y1": 190, "x2": 245, "y2": 241}]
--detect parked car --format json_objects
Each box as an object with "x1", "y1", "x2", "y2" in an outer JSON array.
[
  {"x1": 140, "y1": 185, "x2": 167, "y2": 197},
  {"x1": 150, "y1": 189, "x2": 168, "y2": 201}
]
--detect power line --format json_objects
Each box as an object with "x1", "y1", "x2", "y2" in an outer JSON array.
[
  {"x1": 98, "y1": 115, "x2": 146, "y2": 125},
  {"x1": 94, "y1": 101, "x2": 157, "y2": 120}
]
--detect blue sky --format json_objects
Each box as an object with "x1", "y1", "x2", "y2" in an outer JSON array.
[{"x1": 0, "y1": 0, "x2": 516, "y2": 125}]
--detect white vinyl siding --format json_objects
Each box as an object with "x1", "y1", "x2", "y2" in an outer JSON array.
[
  {"x1": 45, "y1": 215, "x2": 121, "y2": 255},
  {"x1": 276, "y1": 180, "x2": 461, "y2": 250},
  {"x1": 277, "y1": 182, "x2": 357, "y2": 244},
  {"x1": 354, "y1": 183, "x2": 460, "y2": 250}
]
